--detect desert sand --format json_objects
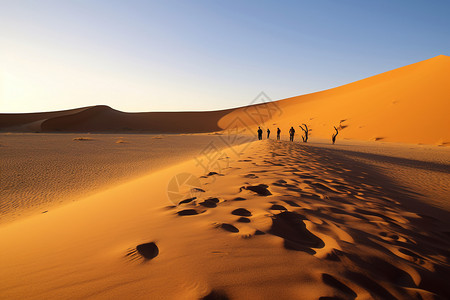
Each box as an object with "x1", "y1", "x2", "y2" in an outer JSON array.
[
  {"x1": 1, "y1": 56, "x2": 449, "y2": 299},
  {"x1": 0, "y1": 133, "x2": 245, "y2": 224},
  {"x1": 0, "y1": 139, "x2": 449, "y2": 299}
]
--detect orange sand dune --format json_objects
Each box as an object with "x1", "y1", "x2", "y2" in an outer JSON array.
[
  {"x1": 0, "y1": 105, "x2": 233, "y2": 133},
  {"x1": 1, "y1": 56, "x2": 449, "y2": 300},
  {"x1": 219, "y1": 55, "x2": 450, "y2": 145},
  {"x1": 1, "y1": 140, "x2": 449, "y2": 299},
  {"x1": 40, "y1": 105, "x2": 233, "y2": 133},
  {"x1": 1, "y1": 55, "x2": 449, "y2": 144},
  {"x1": 0, "y1": 107, "x2": 88, "y2": 132}
]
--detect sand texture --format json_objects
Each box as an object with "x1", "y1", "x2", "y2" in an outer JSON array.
[
  {"x1": 1, "y1": 140, "x2": 449, "y2": 299},
  {"x1": 0, "y1": 133, "x2": 246, "y2": 224},
  {"x1": 1, "y1": 55, "x2": 449, "y2": 299}
]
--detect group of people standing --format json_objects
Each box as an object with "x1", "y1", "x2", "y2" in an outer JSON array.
[{"x1": 257, "y1": 126, "x2": 296, "y2": 142}]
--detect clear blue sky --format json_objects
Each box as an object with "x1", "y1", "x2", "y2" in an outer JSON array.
[{"x1": 1, "y1": 0, "x2": 449, "y2": 113}]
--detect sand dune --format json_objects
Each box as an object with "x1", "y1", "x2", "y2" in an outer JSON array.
[
  {"x1": 0, "y1": 140, "x2": 449, "y2": 299},
  {"x1": 1, "y1": 55, "x2": 449, "y2": 145},
  {"x1": 1, "y1": 56, "x2": 449, "y2": 299},
  {"x1": 0, "y1": 107, "x2": 88, "y2": 132},
  {"x1": 0, "y1": 105, "x2": 232, "y2": 133},
  {"x1": 219, "y1": 55, "x2": 450, "y2": 145},
  {"x1": 40, "y1": 105, "x2": 233, "y2": 133}
]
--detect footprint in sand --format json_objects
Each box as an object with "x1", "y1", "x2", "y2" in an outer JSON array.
[
  {"x1": 243, "y1": 173, "x2": 259, "y2": 179},
  {"x1": 231, "y1": 208, "x2": 252, "y2": 217},
  {"x1": 237, "y1": 217, "x2": 251, "y2": 223},
  {"x1": 125, "y1": 242, "x2": 159, "y2": 261},
  {"x1": 272, "y1": 179, "x2": 287, "y2": 187},
  {"x1": 232, "y1": 197, "x2": 246, "y2": 201},
  {"x1": 219, "y1": 223, "x2": 239, "y2": 233},
  {"x1": 241, "y1": 184, "x2": 272, "y2": 196},
  {"x1": 200, "y1": 198, "x2": 220, "y2": 208},
  {"x1": 207, "y1": 171, "x2": 224, "y2": 176},
  {"x1": 177, "y1": 209, "x2": 203, "y2": 216},
  {"x1": 178, "y1": 197, "x2": 197, "y2": 205},
  {"x1": 269, "y1": 211, "x2": 324, "y2": 254},
  {"x1": 269, "y1": 204, "x2": 287, "y2": 211}
]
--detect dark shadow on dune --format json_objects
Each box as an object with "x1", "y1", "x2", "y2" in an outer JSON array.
[
  {"x1": 126, "y1": 242, "x2": 159, "y2": 262},
  {"x1": 201, "y1": 289, "x2": 229, "y2": 300},
  {"x1": 220, "y1": 223, "x2": 239, "y2": 233},
  {"x1": 136, "y1": 242, "x2": 159, "y2": 260},
  {"x1": 232, "y1": 197, "x2": 247, "y2": 201},
  {"x1": 322, "y1": 274, "x2": 357, "y2": 299},
  {"x1": 345, "y1": 272, "x2": 397, "y2": 300},
  {"x1": 241, "y1": 184, "x2": 272, "y2": 196},
  {"x1": 269, "y1": 204, "x2": 287, "y2": 211},
  {"x1": 177, "y1": 209, "x2": 201, "y2": 216},
  {"x1": 179, "y1": 197, "x2": 197, "y2": 205},
  {"x1": 282, "y1": 200, "x2": 300, "y2": 207},
  {"x1": 328, "y1": 147, "x2": 450, "y2": 174},
  {"x1": 200, "y1": 199, "x2": 218, "y2": 208},
  {"x1": 270, "y1": 141, "x2": 450, "y2": 298},
  {"x1": 237, "y1": 217, "x2": 251, "y2": 223},
  {"x1": 23, "y1": 105, "x2": 236, "y2": 133},
  {"x1": 231, "y1": 208, "x2": 252, "y2": 217},
  {"x1": 300, "y1": 143, "x2": 450, "y2": 221},
  {"x1": 269, "y1": 211, "x2": 324, "y2": 253}
]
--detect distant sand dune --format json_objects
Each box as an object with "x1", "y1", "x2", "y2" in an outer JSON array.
[
  {"x1": 1, "y1": 55, "x2": 449, "y2": 145},
  {"x1": 1, "y1": 105, "x2": 233, "y2": 133}
]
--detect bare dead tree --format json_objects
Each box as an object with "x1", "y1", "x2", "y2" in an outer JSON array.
[
  {"x1": 332, "y1": 126, "x2": 339, "y2": 144},
  {"x1": 299, "y1": 124, "x2": 309, "y2": 142}
]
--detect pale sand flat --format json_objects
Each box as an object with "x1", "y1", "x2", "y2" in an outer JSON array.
[{"x1": 0, "y1": 133, "x2": 250, "y2": 224}]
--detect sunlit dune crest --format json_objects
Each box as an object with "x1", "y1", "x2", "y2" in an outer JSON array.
[{"x1": 219, "y1": 55, "x2": 450, "y2": 145}]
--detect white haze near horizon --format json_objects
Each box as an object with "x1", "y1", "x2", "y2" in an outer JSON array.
[{"x1": 1, "y1": 0, "x2": 449, "y2": 113}]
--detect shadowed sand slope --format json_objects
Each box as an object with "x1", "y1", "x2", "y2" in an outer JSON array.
[
  {"x1": 40, "y1": 106, "x2": 233, "y2": 133},
  {"x1": 0, "y1": 107, "x2": 89, "y2": 132},
  {"x1": 0, "y1": 105, "x2": 233, "y2": 133},
  {"x1": 1, "y1": 55, "x2": 449, "y2": 145},
  {"x1": 1, "y1": 140, "x2": 449, "y2": 299},
  {"x1": 219, "y1": 55, "x2": 450, "y2": 145}
]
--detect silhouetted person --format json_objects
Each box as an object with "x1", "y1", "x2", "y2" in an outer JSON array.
[
  {"x1": 332, "y1": 126, "x2": 339, "y2": 144},
  {"x1": 257, "y1": 127, "x2": 263, "y2": 140},
  {"x1": 267, "y1": 128, "x2": 270, "y2": 139},
  {"x1": 277, "y1": 128, "x2": 281, "y2": 140},
  {"x1": 289, "y1": 126, "x2": 295, "y2": 141}
]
